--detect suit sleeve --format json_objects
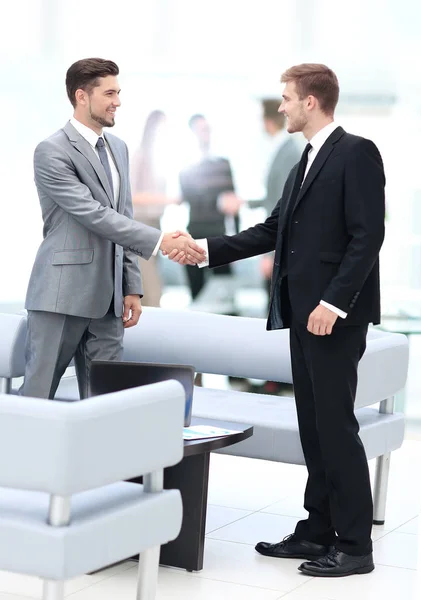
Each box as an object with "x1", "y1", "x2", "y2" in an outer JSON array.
[
  {"x1": 34, "y1": 141, "x2": 162, "y2": 260},
  {"x1": 207, "y1": 200, "x2": 280, "y2": 268},
  {"x1": 321, "y1": 139, "x2": 385, "y2": 312},
  {"x1": 122, "y1": 143, "x2": 143, "y2": 297}
]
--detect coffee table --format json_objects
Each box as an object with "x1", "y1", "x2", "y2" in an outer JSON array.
[{"x1": 131, "y1": 417, "x2": 253, "y2": 572}]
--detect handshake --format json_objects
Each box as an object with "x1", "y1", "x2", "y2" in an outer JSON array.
[{"x1": 159, "y1": 231, "x2": 205, "y2": 266}]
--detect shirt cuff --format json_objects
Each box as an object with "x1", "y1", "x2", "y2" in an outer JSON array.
[
  {"x1": 320, "y1": 300, "x2": 347, "y2": 319},
  {"x1": 152, "y1": 232, "x2": 164, "y2": 257},
  {"x1": 196, "y1": 239, "x2": 209, "y2": 268}
]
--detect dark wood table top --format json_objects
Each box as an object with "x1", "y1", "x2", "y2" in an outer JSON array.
[{"x1": 183, "y1": 417, "x2": 253, "y2": 458}]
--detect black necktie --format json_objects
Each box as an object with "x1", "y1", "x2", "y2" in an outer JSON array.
[
  {"x1": 96, "y1": 137, "x2": 114, "y2": 195},
  {"x1": 293, "y1": 142, "x2": 312, "y2": 196}
]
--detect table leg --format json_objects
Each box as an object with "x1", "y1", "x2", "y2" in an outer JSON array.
[
  {"x1": 130, "y1": 451, "x2": 210, "y2": 572},
  {"x1": 160, "y1": 451, "x2": 210, "y2": 571}
]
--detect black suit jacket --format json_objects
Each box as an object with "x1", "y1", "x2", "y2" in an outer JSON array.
[{"x1": 207, "y1": 127, "x2": 385, "y2": 330}]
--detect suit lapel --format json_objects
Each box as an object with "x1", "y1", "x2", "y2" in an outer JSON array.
[
  {"x1": 293, "y1": 126, "x2": 345, "y2": 213},
  {"x1": 104, "y1": 133, "x2": 124, "y2": 211},
  {"x1": 63, "y1": 122, "x2": 115, "y2": 208}
]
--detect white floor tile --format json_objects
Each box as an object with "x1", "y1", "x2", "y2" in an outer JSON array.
[
  {"x1": 207, "y1": 454, "x2": 292, "y2": 511},
  {"x1": 395, "y1": 517, "x2": 419, "y2": 535},
  {"x1": 205, "y1": 505, "x2": 252, "y2": 533},
  {"x1": 0, "y1": 562, "x2": 134, "y2": 599},
  {"x1": 0, "y1": 594, "x2": 39, "y2": 600},
  {"x1": 207, "y1": 511, "x2": 299, "y2": 545},
  {"x1": 277, "y1": 593, "x2": 332, "y2": 600},
  {"x1": 371, "y1": 525, "x2": 393, "y2": 542},
  {"x1": 261, "y1": 496, "x2": 308, "y2": 519},
  {"x1": 195, "y1": 538, "x2": 307, "y2": 593},
  {"x1": 67, "y1": 565, "x2": 284, "y2": 600},
  {"x1": 374, "y1": 531, "x2": 419, "y2": 570},
  {"x1": 288, "y1": 563, "x2": 421, "y2": 600}
]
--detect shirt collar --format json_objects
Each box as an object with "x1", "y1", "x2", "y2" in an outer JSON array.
[
  {"x1": 70, "y1": 117, "x2": 102, "y2": 149},
  {"x1": 309, "y1": 121, "x2": 338, "y2": 153}
]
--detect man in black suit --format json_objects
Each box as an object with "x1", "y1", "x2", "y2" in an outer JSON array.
[{"x1": 169, "y1": 64, "x2": 385, "y2": 577}]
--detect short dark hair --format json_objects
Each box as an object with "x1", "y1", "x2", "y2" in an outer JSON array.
[
  {"x1": 261, "y1": 99, "x2": 285, "y2": 129},
  {"x1": 66, "y1": 58, "x2": 119, "y2": 108},
  {"x1": 281, "y1": 63, "x2": 339, "y2": 115},
  {"x1": 188, "y1": 114, "x2": 206, "y2": 129}
]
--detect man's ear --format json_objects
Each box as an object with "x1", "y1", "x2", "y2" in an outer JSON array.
[
  {"x1": 307, "y1": 95, "x2": 318, "y2": 111},
  {"x1": 75, "y1": 89, "x2": 87, "y2": 106}
]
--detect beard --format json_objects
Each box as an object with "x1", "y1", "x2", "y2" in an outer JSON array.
[
  {"x1": 89, "y1": 103, "x2": 115, "y2": 128},
  {"x1": 287, "y1": 106, "x2": 307, "y2": 134}
]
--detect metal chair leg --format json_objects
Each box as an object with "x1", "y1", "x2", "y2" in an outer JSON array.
[
  {"x1": 136, "y1": 546, "x2": 160, "y2": 600},
  {"x1": 42, "y1": 495, "x2": 71, "y2": 599},
  {"x1": 372, "y1": 396, "x2": 395, "y2": 525},
  {"x1": 373, "y1": 451, "x2": 391, "y2": 525},
  {"x1": 136, "y1": 470, "x2": 164, "y2": 600},
  {"x1": 43, "y1": 580, "x2": 64, "y2": 600}
]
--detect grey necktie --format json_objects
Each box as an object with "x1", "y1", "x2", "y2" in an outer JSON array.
[{"x1": 96, "y1": 137, "x2": 113, "y2": 195}]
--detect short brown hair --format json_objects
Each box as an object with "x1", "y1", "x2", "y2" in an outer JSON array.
[
  {"x1": 66, "y1": 58, "x2": 119, "y2": 107},
  {"x1": 261, "y1": 99, "x2": 285, "y2": 129},
  {"x1": 281, "y1": 63, "x2": 339, "y2": 115}
]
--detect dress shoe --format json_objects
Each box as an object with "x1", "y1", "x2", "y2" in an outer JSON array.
[
  {"x1": 255, "y1": 533, "x2": 329, "y2": 560},
  {"x1": 298, "y1": 547, "x2": 374, "y2": 577}
]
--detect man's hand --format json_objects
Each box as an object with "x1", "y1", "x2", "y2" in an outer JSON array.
[
  {"x1": 219, "y1": 192, "x2": 243, "y2": 216},
  {"x1": 123, "y1": 295, "x2": 142, "y2": 328},
  {"x1": 160, "y1": 231, "x2": 206, "y2": 265},
  {"x1": 260, "y1": 255, "x2": 274, "y2": 280},
  {"x1": 307, "y1": 304, "x2": 338, "y2": 336}
]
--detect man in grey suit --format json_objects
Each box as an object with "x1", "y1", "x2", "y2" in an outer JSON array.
[{"x1": 23, "y1": 57, "x2": 205, "y2": 400}]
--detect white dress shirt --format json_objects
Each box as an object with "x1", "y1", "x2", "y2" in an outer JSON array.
[
  {"x1": 70, "y1": 117, "x2": 120, "y2": 203},
  {"x1": 70, "y1": 117, "x2": 162, "y2": 257},
  {"x1": 196, "y1": 121, "x2": 347, "y2": 319}
]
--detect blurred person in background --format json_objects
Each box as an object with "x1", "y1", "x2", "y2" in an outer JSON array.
[
  {"x1": 259, "y1": 99, "x2": 301, "y2": 305},
  {"x1": 179, "y1": 114, "x2": 243, "y2": 300},
  {"x1": 131, "y1": 110, "x2": 178, "y2": 306}
]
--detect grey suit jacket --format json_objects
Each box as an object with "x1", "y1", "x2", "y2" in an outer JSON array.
[
  {"x1": 264, "y1": 137, "x2": 302, "y2": 215},
  {"x1": 25, "y1": 121, "x2": 162, "y2": 319}
]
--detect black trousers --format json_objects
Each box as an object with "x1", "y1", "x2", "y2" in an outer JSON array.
[{"x1": 290, "y1": 316, "x2": 373, "y2": 556}]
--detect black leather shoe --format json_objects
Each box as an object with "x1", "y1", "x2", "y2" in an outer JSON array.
[
  {"x1": 255, "y1": 534, "x2": 329, "y2": 560},
  {"x1": 298, "y1": 547, "x2": 374, "y2": 577}
]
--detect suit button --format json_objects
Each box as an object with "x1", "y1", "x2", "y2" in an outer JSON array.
[
  {"x1": 290, "y1": 250, "x2": 295, "y2": 254},
  {"x1": 294, "y1": 220, "x2": 299, "y2": 224}
]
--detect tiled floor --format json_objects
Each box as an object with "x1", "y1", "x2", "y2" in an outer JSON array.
[{"x1": 0, "y1": 441, "x2": 419, "y2": 599}]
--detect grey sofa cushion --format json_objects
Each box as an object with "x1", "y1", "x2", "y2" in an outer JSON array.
[
  {"x1": 192, "y1": 387, "x2": 405, "y2": 464},
  {"x1": 0, "y1": 482, "x2": 182, "y2": 580}
]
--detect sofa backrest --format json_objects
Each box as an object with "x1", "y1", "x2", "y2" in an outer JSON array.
[
  {"x1": 124, "y1": 308, "x2": 409, "y2": 409},
  {"x1": 0, "y1": 380, "x2": 184, "y2": 494}
]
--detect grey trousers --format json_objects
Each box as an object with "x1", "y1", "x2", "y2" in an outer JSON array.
[{"x1": 22, "y1": 310, "x2": 124, "y2": 399}]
